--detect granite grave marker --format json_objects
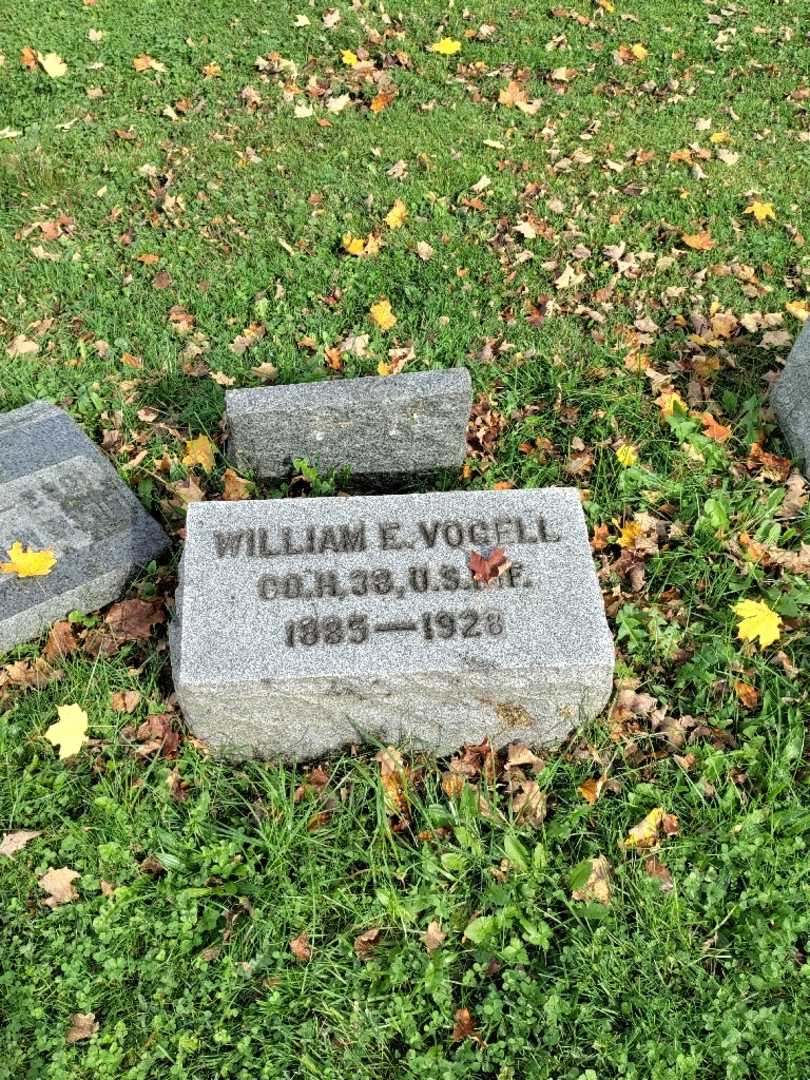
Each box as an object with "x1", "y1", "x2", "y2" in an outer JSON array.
[
  {"x1": 0, "y1": 402, "x2": 168, "y2": 653},
  {"x1": 171, "y1": 487, "x2": 614, "y2": 759},
  {"x1": 226, "y1": 368, "x2": 472, "y2": 481},
  {"x1": 772, "y1": 320, "x2": 810, "y2": 477}
]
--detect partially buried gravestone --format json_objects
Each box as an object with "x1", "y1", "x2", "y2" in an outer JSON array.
[
  {"x1": 225, "y1": 369, "x2": 472, "y2": 481},
  {"x1": 0, "y1": 402, "x2": 168, "y2": 653},
  {"x1": 171, "y1": 487, "x2": 614, "y2": 759},
  {"x1": 772, "y1": 320, "x2": 810, "y2": 477}
]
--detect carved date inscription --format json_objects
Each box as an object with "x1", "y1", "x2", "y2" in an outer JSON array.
[{"x1": 284, "y1": 609, "x2": 505, "y2": 648}]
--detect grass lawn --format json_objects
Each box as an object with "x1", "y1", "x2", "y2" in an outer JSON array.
[{"x1": 1, "y1": 0, "x2": 809, "y2": 1076}]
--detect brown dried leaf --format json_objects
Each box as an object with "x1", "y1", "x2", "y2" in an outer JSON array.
[
  {"x1": 0, "y1": 830, "x2": 41, "y2": 857},
  {"x1": 424, "y1": 920, "x2": 446, "y2": 953},
  {"x1": 289, "y1": 932, "x2": 311, "y2": 962},
  {"x1": 644, "y1": 856, "x2": 674, "y2": 892},
  {"x1": 38, "y1": 866, "x2": 80, "y2": 907},
  {"x1": 353, "y1": 927, "x2": 381, "y2": 960},
  {"x1": 66, "y1": 1013, "x2": 99, "y2": 1044},
  {"x1": 467, "y1": 547, "x2": 510, "y2": 584},
  {"x1": 105, "y1": 598, "x2": 165, "y2": 642}
]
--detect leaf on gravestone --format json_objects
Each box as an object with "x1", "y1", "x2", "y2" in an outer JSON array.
[
  {"x1": 38, "y1": 866, "x2": 80, "y2": 907},
  {"x1": 66, "y1": 1013, "x2": 99, "y2": 1044},
  {"x1": 744, "y1": 200, "x2": 776, "y2": 223},
  {"x1": 732, "y1": 598, "x2": 782, "y2": 649},
  {"x1": 1, "y1": 541, "x2": 56, "y2": 578},
  {"x1": 37, "y1": 51, "x2": 68, "y2": 78},
  {"x1": 222, "y1": 468, "x2": 251, "y2": 501},
  {"x1": 681, "y1": 231, "x2": 715, "y2": 251},
  {"x1": 353, "y1": 927, "x2": 381, "y2": 960},
  {"x1": 289, "y1": 932, "x2": 311, "y2": 961},
  {"x1": 0, "y1": 830, "x2": 41, "y2": 858},
  {"x1": 105, "y1": 598, "x2": 166, "y2": 641},
  {"x1": 467, "y1": 547, "x2": 510, "y2": 584},
  {"x1": 571, "y1": 855, "x2": 612, "y2": 904},
  {"x1": 385, "y1": 199, "x2": 407, "y2": 229},
  {"x1": 423, "y1": 920, "x2": 446, "y2": 953},
  {"x1": 45, "y1": 704, "x2": 89, "y2": 759},
  {"x1": 182, "y1": 434, "x2": 215, "y2": 473},
  {"x1": 370, "y1": 298, "x2": 396, "y2": 331},
  {"x1": 7, "y1": 334, "x2": 40, "y2": 358}
]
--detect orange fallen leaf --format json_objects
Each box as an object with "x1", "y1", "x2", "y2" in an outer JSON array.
[
  {"x1": 700, "y1": 412, "x2": 732, "y2": 442},
  {"x1": 289, "y1": 932, "x2": 311, "y2": 962},
  {"x1": 682, "y1": 231, "x2": 715, "y2": 251}
]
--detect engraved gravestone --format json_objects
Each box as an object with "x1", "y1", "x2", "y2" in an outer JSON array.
[
  {"x1": 171, "y1": 487, "x2": 614, "y2": 759},
  {"x1": 0, "y1": 402, "x2": 169, "y2": 653},
  {"x1": 226, "y1": 369, "x2": 472, "y2": 481},
  {"x1": 772, "y1": 320, "x2": 810, "y2": 477}
]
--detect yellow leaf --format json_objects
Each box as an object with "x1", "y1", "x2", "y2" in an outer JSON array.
[
  {"x1": 38, "y1": 51, "x2": 68, "y2": 78},
  {"x1": 785, "y1": 300, "x2": 810, "y2": 322},
  {"x1": 201, "y1": 62, "x2": 222, "y2": 78},
  {"x1": 616, "y1": 521, "x2": 642, "y2": 549},
  {"x1": 630, "y1": 43, "x2": 648, "y2": 61},
  {"x1": 709, "y1": 131, "x2": 731, "y2": 144},
  {"x1": 363, "y1": 233, "x2": 381, "y2": 256},
  {"x1": 385, "y1": 199, "x2": 407, "y2": 229},
  {"x1": 1, "y1": 541, "x2": 57, "y2": 578},
  {"x1": 44, "y1": 704, "x2": 89, "y2": 760},
  {"x1": 732, "y1": 599, "x2": 782, "y2": 649},
  {"x1": 370, "y1": 298, "x2": 397, "y2": 331},
  {"x1": 615, "y1": 444, "x2": 638, "y2": 467},
  {"x1": 429, "y1": 37, "x2": 461, "y2": 56},
  {"x1": 744, "y1": 200, "x2": 776, "y2": 223},
  {"x1": 182, "y1": 434, "x2": 215, "y2": 473},
  {"x1": 621, "y1": 807, "x2": 678, "y2": 849},
  {"x1": 341, "y1": 49, "x2": 358, "y2": 67},
  {"x1": 655, "y1": 390, "x2": 687, "y2": 417},
  {"x1": 342, "y1": 233, "x2": 365, "y2": 256}
]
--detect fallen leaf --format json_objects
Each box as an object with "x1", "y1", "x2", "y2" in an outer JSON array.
[
  {"x1": 38, "y1": 51, "x2": 68, "y2": 78},
  {"x1": 222, "y1": 468, "x2": 251, "y2": 501},
  {"x1": 732, "y1": 599, "x2": 782, "y2": 649},
  {"x1": 578, "y1": 777, "x2": 604, "y2": 805},
  {"x1": 656, "y1": 390, "x2": 687, "y2": 417},
  {"x1": 682, "y1": 231, "x2": 715, "y2": 251},
  {"x1": 643, "y1": 856, "x2": 673, "y2": 892},
  {"x1": 353, "y1": 927, "x2": 381, "y2": 960},
  {"x1": 1, "y1": 541, "x2": 56, "y2": 578},
  {"x1": 511, "y1": 780, "x2": 547, "y2": 827},
  {"x1": 621, "y1": 807, "x2": 678, "y2": 850},
  {"x1": 110, "y1": 690, "x2": 141, "y2": 713},
  {"x1": 38, "y1": 866, "x2": 80, "y2": 907},
  {"x1": 341, "y1": 49, "x2": 358, "y2": 67},
  {"x1": 375, "y1": 745, "x2": 410, "y2": 820},
  {"x1": 152, "y1": 269, "x2": 172, "y2": 289},
  {"x1": 201, "y1": 62, "x2": 222, "y2": 78},
  {"x1": 289, "y1": 932, "x2": 311, "y2": 962},
  {"x1": 44, "y1": 703, "x2": 89, "y2": 759},
  {"x1": 701, "y1": 412, "x2": 732, "y2": 442},
  {"x1": 39, "y1": 619, "x2": 77, "y2": 661},
  {"x1": 20, "y1": 46, "x2": 37, "y2": 70},
  {"x1": 744, "y1": 200, "x2": 776, "y2": 223},
  {"x1": 370, "y1": 298, "x2": 397, "y2": 331},
  {"x1": 7, "y1": 334, "x2": 40, "y2": 358},
  {"x1": 385, "y1": 199, "x2": 407, "y2": 229},
  {"x1": 250, "y1": 361, "x2": 278, "y2": 382},
  {"x1": 452, "y1": 1007, "x2": 483, "y2": 1045},
  {"x1": 572, "y1": 854, "x2": 612, "y2": 904},
  {"x1": 615, "y1": 444, "x2": 638, "y2": 467},
  {"x1": 0, "y1": 830, "x2": 41, "y2": 858},
  {"x1": 630, "y1": 42, "x2": 649, "y2": 60},
  {"x1": 733, "y1": 681, "x2": 759, "y2": 709},
  {"x1": 66, "y1": 1013, "x2": 98, "y2": 1044},
  {"x1": 429, "y1": 38, "x2": 462, "y2": 56},
  {"x1": 467, "y1": 547, "x2": 510, "y2": 584},
  {"x1": 424, "y1": 920, "x2": 446, "y2": 953},
  {"x1": 182, "y1": 434, "x2": 215, "y2": 473}
]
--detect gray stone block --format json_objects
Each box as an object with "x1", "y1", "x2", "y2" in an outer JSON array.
[
  {"x1": 171, "y1": 487, "x2": 614, "y2": 760},
  {"x1": 772, "y1": 321, "x2": 810, "y2": 477},
  {"x1": 226, "y1": 369, "x2": 472, "y2": 481},
  {"x1": 0, "y1": 402, "x2": 169, "y2": 654}
]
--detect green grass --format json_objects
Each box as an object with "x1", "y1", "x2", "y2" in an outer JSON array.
[{"x1": 1, "y1": 0, "x2": 809, "y2": 1076}]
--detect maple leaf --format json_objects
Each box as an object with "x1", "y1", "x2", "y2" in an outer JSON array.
[
  {"x1": 621, "y1": 807, "x2": 678, "y2": 850},
  {"x1": 289, "y1": 932, "x2": 311, "y2": 962},
  {"x1": 66, "y1": 1013, "x2": 99, "y2": 1044},
  {"x1": 630, "y1": 42, "x2": 649, "y2": 60},
  {"x1": 1, "y1": 541, "x2": 56, "y2": 578},
  {"x1": 182, "y1": 434, "x2": 215, "y2": 473},
  {"x1": 682, "y1": 231, "x2": 715, "y2": 251},
  {"x1": 44, "y1": 703, "x2": 89, "y2": 759},
  {"x1": 656, "y1": 390, "x2": 687, "y2": 417},
  {"x1": 452, "y1": 1007, "x2": 483, "y2": 1045},
  {"x1": 7, "y1": 334, "x2": 39, "y2": 358},
  {"x1": 342, "y1": 233, "x2": 367, "y2": 256},
  {"x1": 700, "y1": 412, "x2": 732, "y2": 442},
  {"x1": 222, "y1": 468, "x2": 251, "y2": 501},
  {"x1": 429, "y1": 37, "x2": 461, "y2": 55},
  {"x1": 467, "y1": 547, "x2": 510, "y2": 584},
  {"x1": 37, "y1": 51, "x2": 68, "y2": 78},
  {"x1": 385, "y1": 199, "x2": 407, "y2": 229},
  {"x1": 105, "y1": 598, "x2": 165, "y2": 641},
  {"x1": 732, "y1": 599, "x2": 782, "y2": 649},
  {"x1": 615, "y1": 444, "x2": 638, "y2": 467},
  {"x1": 38, "y1": 866, "x2": 80, "y2": 908},
  {"x1": 744, "y1": 200, "x2": 776, "y2": 223},
  {"x1": 353, "y1": 927, "x2": 381, "y2": 960},
  {"x1": 0, "y1": 830, "x2": 41, "y2": 858},
  {"x1": 571, "y1": 855, "x2": 612, "y2": 904},
  {"x1": 423, "y1": 920, "x2": 446, "y2": 953},
  {"x1": 341, "y1": 49, "x2": 358, "y2": 67},
  {"x1": 370, "y1": 298, "x2": 397, "y2": 331},
  {"x1": 733, "y1": 681, "x2": 759, "y2": 710}
]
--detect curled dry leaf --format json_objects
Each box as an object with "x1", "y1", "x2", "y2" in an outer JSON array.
[
  {"x1": 467, "y1": 547, "x2": 511, "y2": 584},
  {"x1": 451, "y1": 1007, "x2": 483, "y2": 1045},
  {"x1": 644, "y1": 856, "x2": 674, "y2": 892},
  {"x1": 66, "y1": 1013, "x2": 99, "y2": 1044},
  {"x1": 353, "y1": 927, "x2": 381, "y2": 960},
  {"x1": 511, "y1": 780, "x2": 547, "y2": 827},
  {"x1": 289, "y1": 932, "x2": 311, "y2": 962},
  {"x1": 105, "y1": 598, "x2": 166, "y2": 641},
  {"x1": 572, "y1": 855, "x2": 612, "y2": 905},
  {"x1": 222, "y1": 468, "x2": 251, "y2": 501},
  {"x1": 424, "y1": 920, "x2": 446, "y2": 953},
  {"x1": 621, "y1": 807, "x2": 679, "y2": 850},
  {"x1": 38, "y1": 866, "x2": 80, "y2": 907}
]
